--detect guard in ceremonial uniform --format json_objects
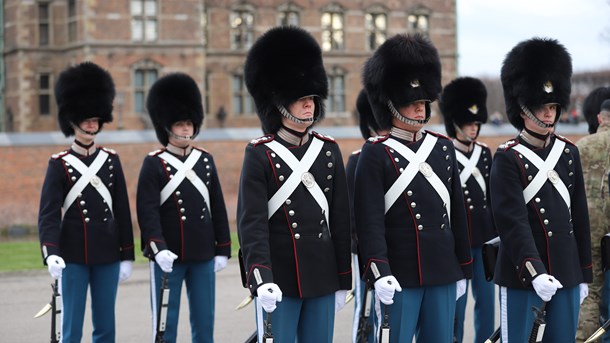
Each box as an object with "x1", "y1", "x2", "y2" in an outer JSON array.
[
  {"x1": 355, "y1": 34, "x2": 472, "y2": 343},
  {"x1": 237, "y1": 26, "x2": 352, "y2": 343},
  {"x1": 347, "y1": 89, "x2": 386, "y2": 343},
  {"x1": 137, "y1": 73, "x2": 231, "y2": 343},
  {"x1": 577, "y1": 94, "x2": 610, "y2": 343},
  {"x1": 38, "y1": 62, "x2": 134, "y2": 342},
  {"x1": 439, "y1": 77, "x2": 496, "y2": 343},
  {"x1": 491, "y1": 37, "x2": 592, "y2": 342}
]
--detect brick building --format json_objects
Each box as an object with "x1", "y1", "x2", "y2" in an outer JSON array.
[{"x1": 2, "y1": 0, "x2": 457, "y2": 133}]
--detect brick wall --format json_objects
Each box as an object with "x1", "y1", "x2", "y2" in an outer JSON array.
[{"x1": 0, "y1": 134, "x2": 585, "y2": 235}]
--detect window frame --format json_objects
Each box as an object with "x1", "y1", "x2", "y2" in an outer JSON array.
[
  {"x1": 230, "y1": 5, "x2": 255, "y2": 51},
  {"x1": 38, "y1": 73, "x2": 52, "y2": 116},
  {"x1": 321, "y1": 4, "x2": 345, "y2": 52},
  {"x1": 130, "y1": 0, "x2": 158, "y2": 42},
  {"x1": 364, "y1": 5, "x2": 387, "y2": 51}
]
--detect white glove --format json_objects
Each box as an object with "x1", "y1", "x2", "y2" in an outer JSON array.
[
  {"x1": 579, "y1": 283, "x2": 589, "y2": 305},
  {"x1": 46, "y1": 255, "x2": 65, "y2": 279},
  {"x1": 531, "y1": 273, "x2": 563, "y2": 302},
  {"x1": 456, "y1": 278, "x2": 467, "y2": 300},
  {"x1": 374, "y1": 275, "x2": 402, "y2": 305},
  {"x1": 214, "y1": 255, "x2": 228, "y2": 272},
  {"x1": 335, "y1": 290, "x2": 348, "y2": 313},
  {"x1": 118, "y1": 261, "x2": 133, "y2": 283},
  {"x1": 155, "y1": 250, "x2": 178, "y2": 273},
  {"x1": 257, "y1": 283, "x2": 283, "y2": 313}
]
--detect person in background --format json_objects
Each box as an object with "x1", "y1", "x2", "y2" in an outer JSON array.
[
  {"x1": 237, "y1": 26, "x2": 352, "y2": 343},
  {"x1": 439, "y1": 77, "x2": 497, "y2": 343},
  {"x1": 355, "y1": 33, "x2": 472, "y2": 342},
  {"x1": 137, "y1": 72, "x2": 231, "y2": 343},
  {"x1": 491, "y1": 37, "x2": 592, "y2": 342},
  {"x1": 347, "y1": 89, "x2": 387, "y2": 343},
  {"x1": 576, "y1": 94, "x2": 610, "y2": 343},
  {"x1": 38, "y1": 61, "x2": 134, "y2": 343}
]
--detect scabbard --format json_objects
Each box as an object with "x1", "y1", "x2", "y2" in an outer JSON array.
[
  {"x1": 379, "y1": 304, "x2": 390, "y2": 343},
  {"x1": 51, "y1": 280, "x2": 62, "y2": 343},
  {"x1": 356, "y1": 287, "x2": 374, "y2": 343},
  {"x1": 485, "y1": 327, "x2": 501, "y2": 343},
  {"x1": 262, "y1": 312, "x2": 274, "y2": 343},
  {"x1": 584, "y1": 317, "x2": 610, "y2": 343},
  {"x1": 528, "y1": 302, "x2": 547, "y2": 343},
  {"x1": 155, "y1": 273, "x2": 170, "y2": 343}
]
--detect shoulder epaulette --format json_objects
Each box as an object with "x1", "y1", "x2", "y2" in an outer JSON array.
[
  {"x1": 351, "y1": 149, "x2": 361, "y2": 155},
  {"x1": 555, "y1": 134, "x2": 575, "y2": 146},
  {"x1": 148, "y1": 149, "x2": 164, "y2": 156},
  {"x1": 101, "y1": 146, "x2": 117, "y2": 155},
  {"x1": 51, "y1": 150, "x2": 69, "y2": 160},
  {"x1": 475, "y1": 141, "x2": 489, "y2": 148},
  {"x1": 250, "y1": 134, "x2": 274, "y2": 147},
  {"x1": 425, "y1": 130, "x2": 451, "y2": 140},
  {"x1": 366, "y1": 135, "x2": 389, "y2": 144},
  {"x1": 498, "y1": 139, "x2": 518, "y2": 151},
  {"x1": 312, "y1": 131, "x2": 336, "y2": 143},
  {"x1": 193, "y1": 146, "x2": 210, "y2": 154}
]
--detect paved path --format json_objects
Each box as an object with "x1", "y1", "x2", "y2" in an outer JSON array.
[{"x1": 0, "y1": 261, "x2": 490, "y2": 342}]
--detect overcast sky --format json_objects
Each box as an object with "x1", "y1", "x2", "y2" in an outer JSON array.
[{"x1": 457, "y1": 0, "x2": 610, "y2": 77}]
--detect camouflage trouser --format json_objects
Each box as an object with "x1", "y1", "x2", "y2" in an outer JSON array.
[{"x1": 577, "y1": 220, "x2": 610, "y2": 342}]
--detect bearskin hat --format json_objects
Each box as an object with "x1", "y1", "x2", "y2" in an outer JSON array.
[
  {"x1": 501, "y1": 37, "x2": 572, "y2": 130},
  {"x1": 362, "y1": 34, "x2": 442, "y2": 130},
  {"x1": 245, "y1": 26, "x2": 328, "y2": 134},
  {"x1": 55, "y1": 62, "x2": 115, "y2": 137},
  {"x1": 582, "y1": 87, "x2": 610, "y2": 134},
  {"x1": 146, "y1": 73, "x2": 204, "y2": 146},
  {"x1": 356, "y1": 89, "x2": 381, "y2": 139},
  {"x1": 439, "y1": 77, "x2": 488, "y2": 138}
]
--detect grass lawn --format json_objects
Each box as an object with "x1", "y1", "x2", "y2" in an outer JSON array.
[{"x1": 0, "y1": 232, "x2": 240, "y2": 273}]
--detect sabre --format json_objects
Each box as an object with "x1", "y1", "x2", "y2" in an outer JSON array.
[
  {"x1": 484, "y1": 327, "x2": 501, "y2": 343},
  {"x1": 155, "y1": 273, "x2": 170, "y2": 343},
  {"x1": 34, "y1": 279, "x2": 62, "y2": 343},
  {"x1": 528, "y1": 302, "x2": 547, "y2": 343},
  {"x1": 584, "y1": 317, "x2": 610, "y2": 342},
  {"x1": 355, "y1": 287, "x2": 373, "y2": 343},
  {"x1": 379, "y1": 304, "x2": 390, "y2": 343}
]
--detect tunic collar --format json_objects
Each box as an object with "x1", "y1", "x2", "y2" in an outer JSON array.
[
  {"x1": 277, "y1": 127, "x2": 310, "y2": 146},
  {"x1": 165, "y1": 143, "x2": 192, "y2": 156},
  {"x1": 390, "y1": 126, "x2": 423, "y2": 142}
]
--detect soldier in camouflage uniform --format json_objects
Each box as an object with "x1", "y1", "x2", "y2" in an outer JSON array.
[{"x1": 577, "y1": 95, "x2": 610, "y2": 343}]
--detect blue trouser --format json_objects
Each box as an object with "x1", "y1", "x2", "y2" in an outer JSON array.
[
  {"x1": 376, "y1": 283, "x2": 456, "y2": 343},
  {"x1": 352, "y1": 253, "x2": 375, "y2": 343},
  {"x1": 600, "y1": 271, "x2": 610, "y2": 342},
  {"x1": 61, "y1": 262, "x2": 120, "y2": 343},
  {"x1": 500, "y1": 285, "x2": 579, "y2": 342},
  {"x1": 454, "y1": 248, "x2": 495, "y2": 343},
  {"x1": 255, "y1": 293, "x2": 335, "y2": 343},
  {"x1": 150, "y1": 260, "x2": 215, "y2": 343}
]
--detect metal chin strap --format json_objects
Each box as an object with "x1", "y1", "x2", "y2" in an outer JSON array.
[
  {"x1": 454, "y1": 124, "x2": 478, "y2": 143},
  {"x1": 521, "y1": 105, "x2": 555, "y2": 129},
  {"x1": 387, "y1": 100, "x2": 429, "y2": 125},
  {"x1": 277, "y1": 105, "x2": 316, "y2": 125},
  {"x1": 71, "y1": 122, "x2": 100, "y2": 136},
  {"x1": 166, "y1": 128, "x2": 197, "y2": 141}
]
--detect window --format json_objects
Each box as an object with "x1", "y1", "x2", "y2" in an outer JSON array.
[
  {"x1": 201, "y1": 9, "x2": 208, "y2": 48},
  {"x1": 278, "y1": 3, "x2": 300, "y2": 26},
  {"x1": 230, "y1": 7, "x2": 254, "y2": 50},
  {"x1": 39, "y1": 73, "x2": 51, "y2": 116},
  {"x1": 407, "y1": 6, "x2": 430, "y2": 35},
  {"x1": 131, "y1": 0, "x2": 158, "y2": 42},
  {"x1": 321, "y1": 4, "x2": 344, "y2": 51},
  {"x1": 38, "y1": 3, "x2": 50, "y2": 46},
  {"x1": 365, "y1": 6, "x2": 387, "y2": 50},
  {"x1": 134, "y1": 68, "x2": 158, "y2": 114},
  {"x1": 67, "y1": 0, "x2": 77, "y2": 42},
  {"x1": 232, "y1": 73, "x2": 254, "y2": 115},
  {"x1": 325, "y1": 67, "x2": 346, "y2": 115}
]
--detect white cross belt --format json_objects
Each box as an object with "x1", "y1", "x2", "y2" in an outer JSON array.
[
  {"x1": 265, "y1": 138, "x2": 329, "y2": 226},
  {"x1": 62, "y1": 151, "x2": 113, "y2": 216},
  {"x1": 382, "y1": 136, "x2": 451, "y2": 219},
  {"x1": 456, "y1": 144, "x2": 486, "y2": 197},
  {"x1": 511, "y1": 140, "x2": 570, "y2": 210},
  {"x1": 158, "y1": 150, "x2": 212, "y2": 216}
]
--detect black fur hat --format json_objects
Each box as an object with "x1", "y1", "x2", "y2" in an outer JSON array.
[
  {"x1": 245, "y1": 26, "x2": 328, "y2": 134},
  {"x1": 582, "y1": 87, "x2": 610, "y2": 134},
  {"x1": 363, "y1": 34, "x2": 442, "y2": 130},
  {"x1": 501, "y1": 37, "x2": 572, "y2": 130},
  {"x1": 146, "y1": 73, "x2": 204, "y2": 146},
  {"x1": 356, "y1": 89, "x2": 381, "y2": 139},
  {"x1": 439, "y1": 77, "x2": 488, "y2": 138},
  {"x1": 55, "y1": 62, "x2": 115, "y2": 137}
]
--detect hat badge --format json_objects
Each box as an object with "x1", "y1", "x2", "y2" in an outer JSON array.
[
  {"x1": 468, "y1": 104, "x2": 479, "y2": 115},
  {"x1": 543, "y1": 81, "x2": 554, "y2": 93},
  {"x1": 410, "y1": 79, "x2": 420, "y2": 88}
]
